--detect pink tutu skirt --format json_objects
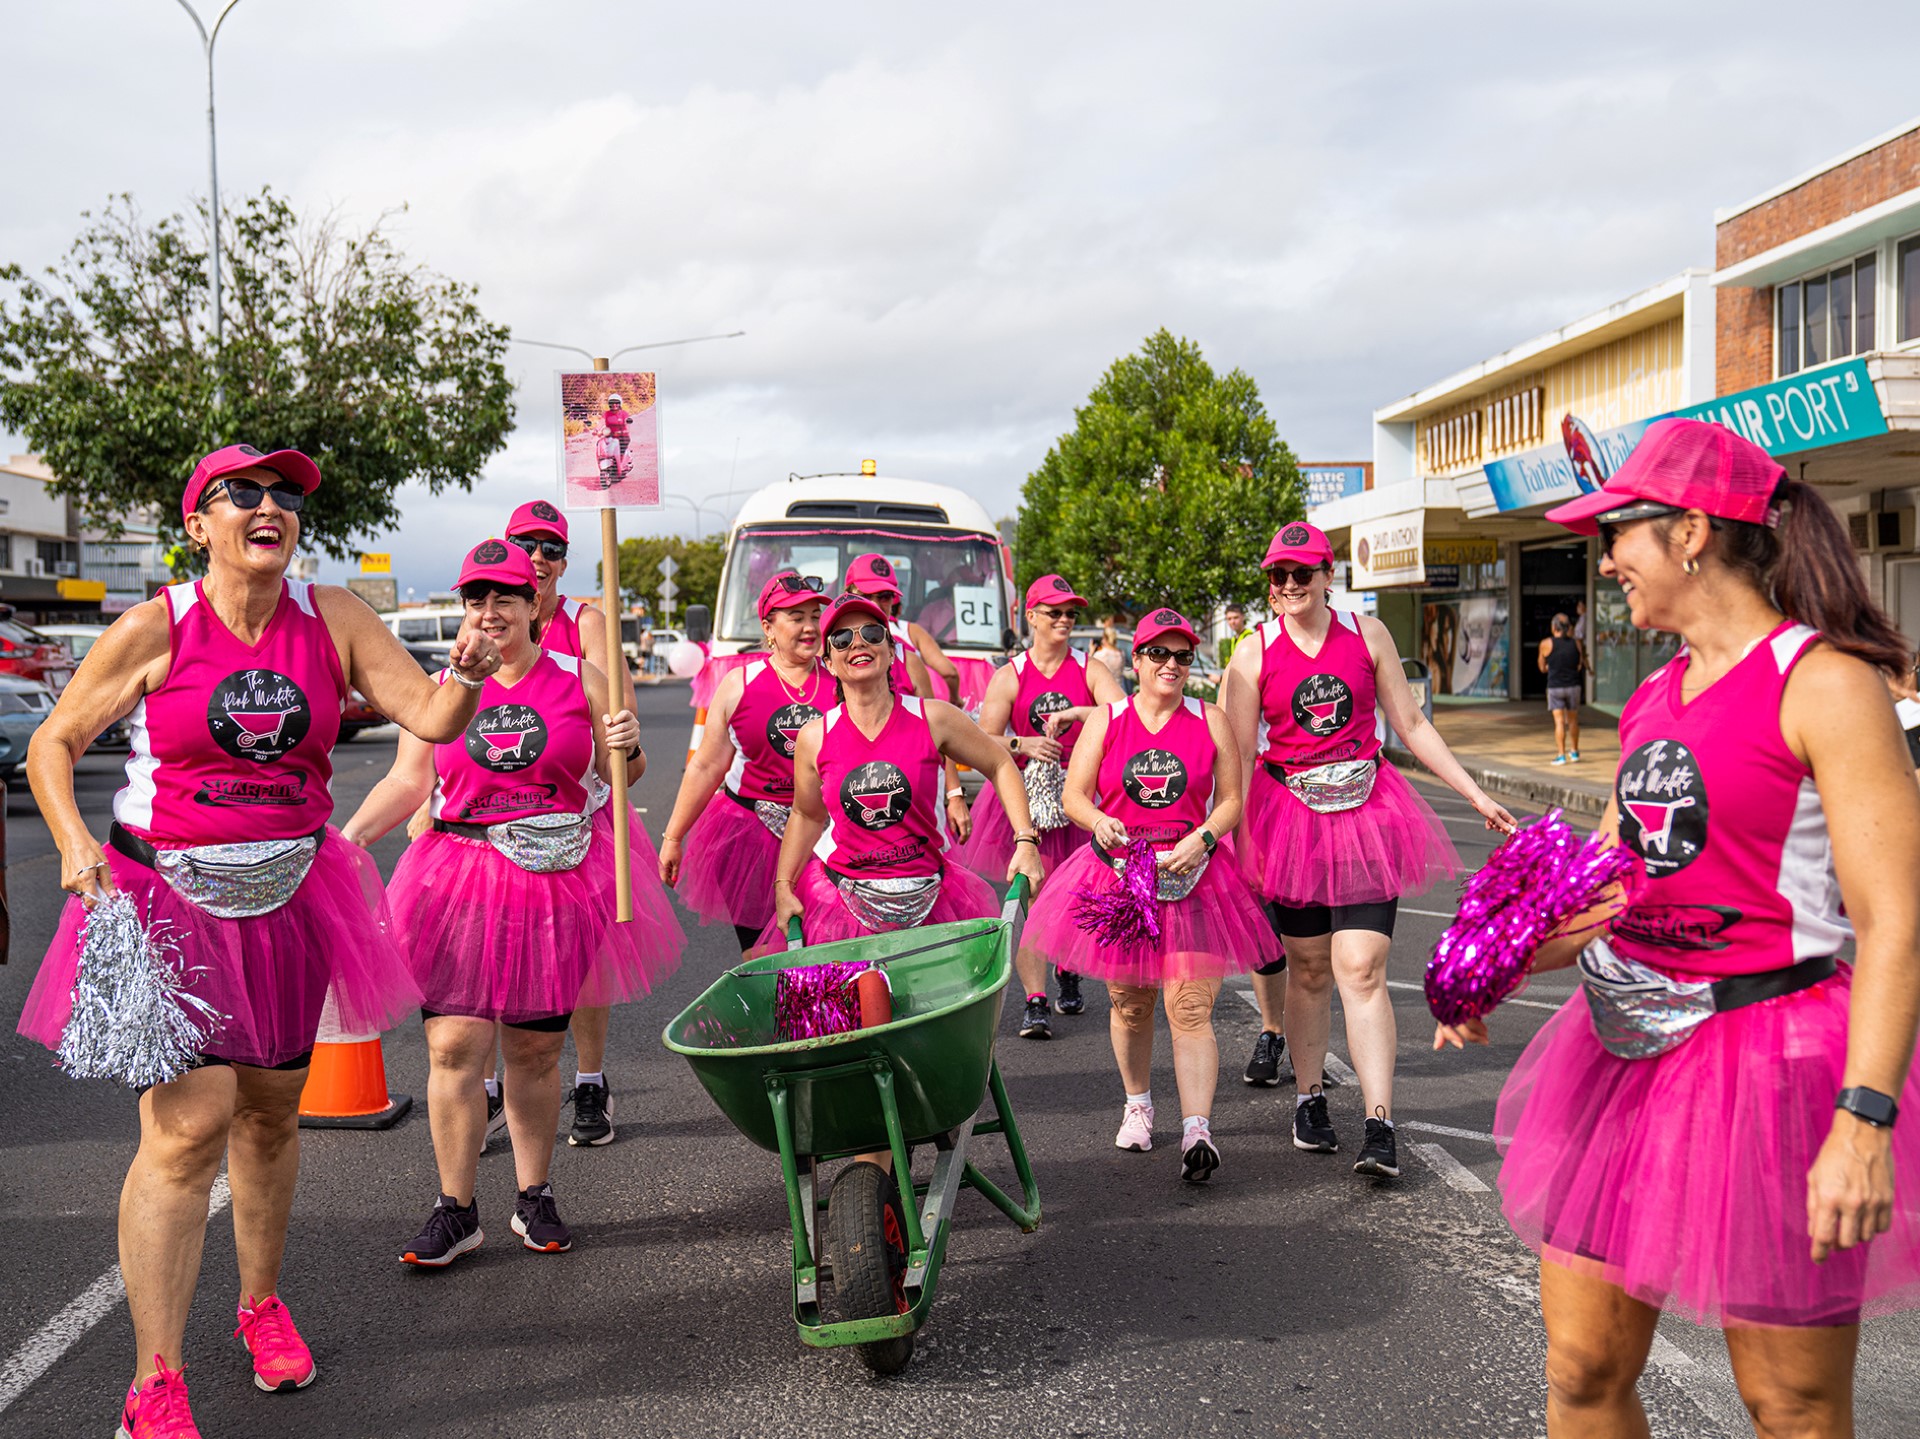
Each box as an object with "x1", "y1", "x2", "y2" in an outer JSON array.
[
  {"x1": 959, "y1": 783, "x2": 1082, "y2": 885},
  {"x1": 1495, "y1": 967, "x2": 1920, "y2": 1327},
  {"x1": 590, "y1": 798, "x2": 687, "y2": 973},
  {"x1": 1021, "y1": 840, "x2": 1277, "y2": 988},
  {"x1": 756, "y1": 858, "x2": 999, "y2": 950},
  {"x1": 950, "y1": 656, "x2": 996, "y2": 712},
  {"x1": 19, "y1": 829, "x2": 416, "y2": 1070},
  {"x1": 677, "y1": 792, "x2": 784, "y2": 930},
  {"x1": 1239, "y1": 761, "x2": 1458, "y2": 906}
]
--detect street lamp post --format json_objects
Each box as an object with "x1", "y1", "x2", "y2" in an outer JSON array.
[{"x1": 174, "y1": 0, "x2": 245, "y2": 401}]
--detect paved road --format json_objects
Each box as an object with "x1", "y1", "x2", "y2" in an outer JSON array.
[{"x1": 1, "y1": 685, "x2": 1915, "y2": 1437}]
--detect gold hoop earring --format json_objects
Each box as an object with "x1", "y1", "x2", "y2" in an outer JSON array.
[{"x1": 1682, "y1": 557, "x2": 1700, "y2": 577}]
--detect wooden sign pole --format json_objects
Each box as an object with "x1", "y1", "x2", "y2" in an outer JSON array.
[{"x1": 593, "y1": 354, "x2": 633, "y2": 922}]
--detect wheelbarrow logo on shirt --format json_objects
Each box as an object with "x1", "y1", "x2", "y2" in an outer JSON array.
[
  {"x1": 768, "y1": 702, "x2": 823, "y2": 761},
  {"x1": 841, "y1": 761, "x2": 910, "y2": 830},
  {"x1": 1122, "y1": 748, "x2": 1188, "y2": 809},
  {"x1": 465, "y1": 703, "x2": 548, "y2": 773},
  {"x1": 1291, "y1": 674, "x2": 1353, "y2": 735},
  {"x1": 206, "y1": 669, "x2": 313, "y2": 764},
  {"x1": 1616, "y1": 738, "x2": 1709, "y2": 876},
  {"x1": 1027, "y1": 689, "x2": 1072, "y2": 736}
]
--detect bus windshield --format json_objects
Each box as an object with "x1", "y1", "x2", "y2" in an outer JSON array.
[{"x1": 718, "y1": 526, "x2": 1008, "y2": 648}]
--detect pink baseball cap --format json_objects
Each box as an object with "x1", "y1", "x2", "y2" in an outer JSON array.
[
  {"x1": 1262, "y1": 521, "x2": 1333, "y2": 570},
  {"x1": 757, "y1": 570, "x2": 828, "y2": 619},
  {"x1": 1546, "y1": 418, "x2": 1786, "y2": 535},
  {"x1": 182, "y1": 444, "x2": 322, "y2": 524},
  {"x1": 1133, "y1": 606, "x2": 1199, "y2": 651},
  {"x1": 506, "y1": 498, "x2": 569, "y2": 543},
  {"x1": 1024, "y1": 573, "x2": 1087, "y2": 610},
  {"x1": 820, "y1": 590, "x2": 893, "y2": 634},
  {"x1": 456, "y1": 537, "x2": 537, "y2": 591},
  {"x1": 844, "y1": 552, "x2": 903, "y2": 599}
]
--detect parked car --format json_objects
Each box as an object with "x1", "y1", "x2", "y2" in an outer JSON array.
[
  {"x1": 0, "y1": 672, "x2": 57, "y2": 783},
  {"x1": 0, "y1": 615, "x2": 74, "y2": 693},
  {"x1": 29, "y1": 623, "x2": 134, "y2": 744}
]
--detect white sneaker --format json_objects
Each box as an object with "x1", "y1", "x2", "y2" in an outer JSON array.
[{"x1": 1114, "y1": 1101, "x2": 1154, "y2": 1152}]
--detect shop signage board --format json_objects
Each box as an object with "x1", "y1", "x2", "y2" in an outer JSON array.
[
  {"x1": 1303, "y1": 464, "x2": 1369, "y2": 508},
  {"x1": 1350, "y1": 508, "x2": 1425, "y2": 588},
  {"x1": 359, "y1": 552, "x2": 391, "y2": 574}
]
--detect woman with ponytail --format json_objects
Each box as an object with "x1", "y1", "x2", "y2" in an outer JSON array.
[{"x1": 1438, "y1": 419, "x2": 1920, "y2": 1434}]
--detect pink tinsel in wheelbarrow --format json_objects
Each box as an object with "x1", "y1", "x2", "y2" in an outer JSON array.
[
  {"x1": 1424, "y1": 809, "x2": 1637, "y2": 1025},
  {"x1": 775, "y1": 961, "x2": 892, "y2": 1040},
  {"x1": 1070, "y1": 839, "x2": 1162, "y2": 953}
]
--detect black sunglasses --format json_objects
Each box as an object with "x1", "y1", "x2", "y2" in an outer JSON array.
[
  {"x1": 1033, "y1": 605, "x2": 1082, "y2": 622},
  {"x1": 827, "y1": 623, "x2": 889, "y2": 651},
  {"x1": 772, "y1": 574, "x2": 826, "y2": 594},
  {"x1": 1138, "y1": 644, "x2": 1194, "y2": 667},
  {"x1": 203, "y1": 477, "x2": 307, "y2": 514},
  {"x1": 1266, "y1": 564, "x2": 1324, "y2": 588},
  {"x1": 508, "y1": 534, "x2": 568, "y2": 562},
  {"x1": 1594, "y1": 502, "x2": 1716, "y2": 559}
]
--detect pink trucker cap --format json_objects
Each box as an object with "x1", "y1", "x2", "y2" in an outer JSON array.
[
  {"x1": 506, "y1": 498, "x2": 569, "y2": 542},
  {"x1": 820, "y1": 590, "x2": 893, "y2": 634},
  {"x1": 1546, "y1": 418, "x2": 1787, "y2": 535},
  {"x1": 1133, "y1": 606, "x2": 1199, "y2": 651},
  {"x1": 844, "y1": 552, "x2": 903, "y2": 598},
  {"x1": 456, "y1": 537, "x2": 537, "y2": 591},
  {"x1": 1262, "y1": 521, "x2": 1333, "y2": 569},
  {"x1": 757, "y1": 570, "x2": 827, "y2": 619},
  {"x1": 1024, "y1": 573, "x2": 1087, "y2": 610},
  {"x1": 182, "y1": 444, "x2": 322, "y2": 524}
]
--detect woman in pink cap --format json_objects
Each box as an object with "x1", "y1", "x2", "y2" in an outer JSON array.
[
  {"x1": 963, "y1": 572, "x2": 1124, "y2": 1038},
  {"x1": 18, "y1": 444, "x2": 499, "y2": 1437},
  {"x1": 659, "y1": 571, "x2": 833, "y2": 955},
  {"x1": 1439, "y1": 419, "x2": 1920, "y2": 1434},
  {"x1": 769, "y1": 591, "x2": 1044, "y2": 946},
  {"x1": 1024, "y1": 608, "x2": 1276, "y2": 1181},
  {"x1": 1224, "y1": 519, "x2": 1514, "y2": 1182},
  {"x1": 344, "y1": 539, "x2": 669, "y2": 1268}
]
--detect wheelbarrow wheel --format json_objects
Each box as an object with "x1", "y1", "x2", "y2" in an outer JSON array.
[{"x1": 826, "y1": 1161, "x2": 915, "y2": 1375}]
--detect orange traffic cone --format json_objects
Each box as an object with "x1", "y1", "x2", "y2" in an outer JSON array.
[{"x1": 298, "y1": 990, "x2": 411, "y2": 1130}]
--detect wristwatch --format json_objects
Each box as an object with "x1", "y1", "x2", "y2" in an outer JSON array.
[
  {"x1": 1836, "y1": 1086, "x2": 1899, "y2": 1129},
  {"x1": 1198, "y1": 828, "x2": 1218, "y2": 853}
]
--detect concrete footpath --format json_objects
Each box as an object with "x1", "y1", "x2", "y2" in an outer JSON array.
[{"x1": 1388, "y1": 699, "x2": 1615, "y2": 817}]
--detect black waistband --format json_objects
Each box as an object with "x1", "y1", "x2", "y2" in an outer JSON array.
[
  {"x1": 109, "y1": 821, "x2": 326, "y2": 869},
  {"x1": 1710, "y1": 953, "x2": 1837, "y2": 1012},
  {"x1": 726, "y1": 787, "x2": 790, "y2": 813},
  {"x1": 431, "y1": 819, "x2": 492, "y2": 840},
  {"x1": 824, "y1": 864, "x2": 941, "y2": 888}
]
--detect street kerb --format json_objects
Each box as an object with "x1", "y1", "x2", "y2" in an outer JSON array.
[{"x1": 297, "y1": 987, "x2": 412, "y2": 1130}]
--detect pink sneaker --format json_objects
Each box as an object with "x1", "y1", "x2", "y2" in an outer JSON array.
[
  {"x1": 1114, "y1": 1101, "x2": 1154, "y2": 1152},
  {"x1": 117, "y1": 1357, "x2": 201, "y2": 1438},
  {"x1": 233, "y1": 1294, "x2": 318, "y2": 1393}
]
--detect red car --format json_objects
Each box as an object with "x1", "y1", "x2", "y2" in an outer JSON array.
[{"x1": 0, "y1": 615, "x2": 74, "y2": 692}]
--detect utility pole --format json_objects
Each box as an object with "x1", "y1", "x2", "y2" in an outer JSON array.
[{"x1": 174, "y1": 0, "x2": 245, "y2": 410}]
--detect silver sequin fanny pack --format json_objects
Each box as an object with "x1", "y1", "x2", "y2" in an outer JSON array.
[
  {"x1": 1578, "y1": 936, "x2": 1839, "y2": 1061},
  {"x1": 755, "y1": 801, "x2": 792, "y2": 839},
  {"x1": 484, "y1": 813, "x2": 593, "y2": 873},
  {"x1": 832, "y1": 870, "x2": 943, "y2": 932},
  {"x1": 1280, "y1": 759, "x2": 1378, "y2": 814},
  {"x1": 154, "y1": 837, "x2": 319, "y2": 919},
  {"x1": 1101, "y1": 843, "x2": 1209, "y2": 902}
]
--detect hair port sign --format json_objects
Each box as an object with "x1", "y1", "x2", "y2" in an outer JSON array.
[{"x1": 1349, "y1": 510, "x2": 1426, "y2": 589}]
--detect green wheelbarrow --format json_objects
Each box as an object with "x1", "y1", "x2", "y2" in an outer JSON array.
[{"x1": 661, "y1": 876, "x2": 1041, "y2": 1375}]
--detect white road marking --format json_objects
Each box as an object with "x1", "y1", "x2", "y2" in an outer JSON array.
[
  {"x1": 1401, "y1": 1119, "x2": 1496, "y2": 1144},
  {"x1": 1399, "y1": 906, "x2": 1457, "y2": 919},
  {"x1": 1384, "y1": 978, "x2": 1567, "y2": 1012},
  {"x1": 1647, "y1": 1333, "x2": 1695, "y2": 1372},
  {"x1": 0, "y1": 1173, "x2": 231, "y2": 1418},
  {"x1": 1413, "y1": 1142, "x2": 1489, "y2": 1192}
]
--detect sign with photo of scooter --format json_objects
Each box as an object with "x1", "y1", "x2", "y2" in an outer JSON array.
[{"x1": 556, "y1": 370, "x2": 663, "y2": 511}]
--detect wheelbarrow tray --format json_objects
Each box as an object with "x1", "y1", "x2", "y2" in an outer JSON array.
[{"x1": 662, "y1": 915, "x2": 1010, "y2": 1159}]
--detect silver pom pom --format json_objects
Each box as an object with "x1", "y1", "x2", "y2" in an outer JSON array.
[
  {"x1": 1022, "y1": 757, "x2": 1069, "y2": 831},
  {"x1": 56, "y1": 892, "x2": 223, "y2": 1088}
]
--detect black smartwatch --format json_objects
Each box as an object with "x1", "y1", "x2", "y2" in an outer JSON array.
[
  {"x1": 1198, "y1": 828, "x2": 1218, "y2": 853},
  {"x1": 1836, "y1": 1086, "x2": 1899, "y2": 1129}
]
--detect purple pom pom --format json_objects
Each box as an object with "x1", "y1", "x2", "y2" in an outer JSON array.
[
  {"x1": 775, "y1": 960, "x2": 871, "y2": 1040},
  {"x1": 1424, "y1": 809, "x2": 1638, "y2": 1025},
  {"x1": 1070, "y1": 839, "x2": 1163, "y2": 953}
]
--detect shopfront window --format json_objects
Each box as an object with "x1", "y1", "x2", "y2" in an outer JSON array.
[
  {"x1": 1779, "y1": 252, "x2": 1877, "y2": 373},
  {"x1": 1591, "y1": 575, "x2": 1684, "y2": 710},
  {"x1": 1901, "y1": 236, "x2": 1920, "y2": 343}
]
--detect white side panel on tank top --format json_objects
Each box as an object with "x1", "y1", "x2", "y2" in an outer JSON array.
[
  {"x1": 113, "y1": 582, "x2": 203, "y2": 831},
  {"x1": 723, "y1": 661, "x2": 768, "y2": 795},
  {"x1": 1776, "y1": 777, "x2": 1850, "y2": 959}
]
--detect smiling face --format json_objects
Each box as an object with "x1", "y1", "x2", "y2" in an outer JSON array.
[
  {"x1": 185, "y1": 465, "x2": 300, "y2": 580},
  {"x1": 1027, "y1": 602, "x2": 1080, "y2": 647},
  {"x1": 1136, "y1": 641, "x2": 1192, "y2": 698},
  {"x1": 1267, "y1": 563, "x2": 1332, "y2": 618},
  {"x1": 1598, "y1": 513, "x2": 1700, "y2": 632},
  {"x1": 461, "y1": 586, "x2": 535, "y2": 663},
  {"x1": 826, "y1": 617, "x2": 892, "y2": 688},
  {"x1": 763, "y1": 600, "x2": 824, "y2": 663},
  {"x1": 517, "y1": 530, "x2": 567, "y2": 599}
]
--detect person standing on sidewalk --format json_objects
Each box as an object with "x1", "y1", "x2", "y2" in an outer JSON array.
[
  {"x1": 960, "y1": 573, "x2": 1124, "y2": 1037},
  {"x1": 1225, "y1": 521, "x2": 1515, "y2": 1181},
  {"x1": 1440, "y1": 418, "x2": 1920, "y2": 1435},
  {"x1": 1538, "y1": 614, "x2": 1585, "y2": 765}
]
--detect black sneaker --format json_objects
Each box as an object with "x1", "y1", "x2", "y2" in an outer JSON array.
[
  {"x1": 1292, "y1": 1087, "x2": 1338, "y2": 1153},
  {"x1": 483, "y1": 1084, "x2": 507, "y2": 1152},
  {"x1": 400, "y1": 1194, "x2": 483, "y2": 1267},
  {"x1": 1019, "y1": 994, "x2": 1053, "y2": 1040},
  {"x1": 566, "y1": 1079, "x2": 614, "y2": 1147},
  {"x1": 1243, "y1": 1030, "x2": 1286, "y2": 1087},
  {"x1": 1355, "y1": 1109, "x2": 1400, "y2": 1178},
  {"x1": 511, "y1": 1183, "x2": 573, "y2": 1253},
  {"x1": 1180, "y1": 1130, "x2": 1221, "y2": 1184},
  {"x1": 1055, "y1": 971, "x2": 1085, "y2": 1016}
]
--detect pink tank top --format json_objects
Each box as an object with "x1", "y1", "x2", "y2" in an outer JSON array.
[
  {"x1": 430, "y1": 651, "x2": 592, "y2": 825},
  {"x1": 888, "y1": 618, "x2": 919, "y2": 696},
  {"x1": 1256, "y1": 611, "x2": 1384, "y2": 770},
  {"x1": 726, "y1": 658, "x2": 836, "y2": 803},
  {"x1": 540, "y1": 597, "x2": 586, "y2": 659},
  {"x1": 813, "y1": 695, "x2": 946, "y2": 879},
  {"x1": 1008, "y1": 647, "x2": 1096, "y2": 764},
  {"x1": 1095, "y1": 696, "x2": 1216, "y2": 851},
  {"x1": 114, "y1": 580, "x2": 345, "y2": 844},
  {"x1": 1609, "y1": 622, "x2": 1846, "y2": 979}
]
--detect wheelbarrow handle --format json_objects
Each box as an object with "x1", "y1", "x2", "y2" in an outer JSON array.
[
  {"x1": 786, "y1": 916, "x2": 804, "y2": 951},
  {"x1": 1001, "y1": 872, "x2": 1030, "y2": 925}
]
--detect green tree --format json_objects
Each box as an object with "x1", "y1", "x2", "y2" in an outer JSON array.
[
  {"x1": 1015, "y1": 329, "x2": 1302, "y2": 621},
  {"x1": 0, "y1": 190, "x2": 515, "y2": 563},
  {"x1": 612, "y1": 534, "x2": 724, "y2": 626}
]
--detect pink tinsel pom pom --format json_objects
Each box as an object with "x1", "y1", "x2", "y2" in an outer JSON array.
[
  {"x1": 775, "y1": 960, "x2": 872, "y2": 1040},
  {"x1": 1424, "y1": 808, "x2": 1637, "y2": 1025},
  {"x1": 1070, "y1": 839, "x2": 1162, "y2": 954}
]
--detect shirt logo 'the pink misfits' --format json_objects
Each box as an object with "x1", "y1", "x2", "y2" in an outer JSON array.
[
  {"x1": 207, "y1": 670, "x2": 312, "y2": 763},
  {"x1": 1616, "y1": 738, "x2": 1709, "y2": 876},
  {"x1": 840, "y1": 761, "x2": 910, "y2": 831}
]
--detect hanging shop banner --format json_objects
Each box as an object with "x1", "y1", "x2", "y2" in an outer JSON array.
[
  {"x1": 1303, "y1": 463, "x2": 1369, "y2": 508},
  {"x1": 1666, "y1": 358, "x2": 1887, "y2": 458},
  {"x1": 1350, "y1": 508, "x2": 1425, "y2": 588},
  {"x1": 557, "y1": 370, "x2": 664, "y2": 512},
  {"x1": 1481, "y1": 420, "x2": 1649, "y2": 514}
]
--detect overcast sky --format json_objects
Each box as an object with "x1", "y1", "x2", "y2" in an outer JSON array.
[{"x1": 6, "y1": 1, "x2": 1920, "y2": 594}]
